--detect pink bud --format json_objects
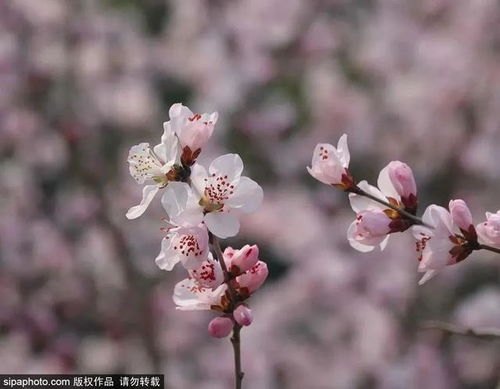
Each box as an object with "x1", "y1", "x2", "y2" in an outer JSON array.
[
  {"x1": 388, "y1": 161, "x2": 417, "y2": 200},
  {"x1": 233, "y1": 305, "x2": 253, "y2": 326},
  {"x1": 226, "y1": 244, "x2": 259, "y2": 274},
  {"x1": 208, "y1": 317, "x2": 233, "y2": 338},
  {"x1": 236, "y1": 261, "x2": 268, "y2": 293},
  {"x1": 449, "y1": 199, "x2": 473, "y2": 231}
]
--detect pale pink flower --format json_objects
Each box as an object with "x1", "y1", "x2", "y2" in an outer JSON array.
[
  {"x1": 347, "y1": 161, "x2": 417, "y2": 252},
  {"x1": 166, "y1": 103, "x2": 218, "y2": 153},
  {"x1": 385, "y1": 161, "x2": 417, "y2": 211},
  {"x1": 347, "y1": 208, "x2": 392, "y2": 253},
  {"x1": 188, "y1": 253, "x2": 224, "y2": 289},
  {"x1": 449, "y1": 199, "x2": 474, "y2": 232},
  {"x1": 126, "y1": 126, "x2": 179, "y2": 219},
  {"x1": 173, "y1": 278, "x2": 228, "y2": 311},
  {"x1": 348, "y1": 181, "x2": 395, "y2": 252},
  {"x1": 476, "y1": 210, "x2": 500, "y2": 247},
  {"x1": 412, "y1": 205, "x2": 473, "y2": 285},
  {"x1": 236, "y1": 261, "x2": 268, "y2": 294},
  {"x1": 163, "y1": 154, "x2": 263, "y2": 238},
  {"x1": 155, "y1": 225, "x2": 209, "y2": 271},
  {"x1": 208, "y1": 316, "x2": 233, "y2": 338},
  {"x1": 307, "y1": 134, "x2": 352, "y2": 189},
  {"x1": 233, "y1": 305, "x2": 253, "y2": 326},
  {"x1": 224, "y1": 244, "x2": 259, "y2": 275}
]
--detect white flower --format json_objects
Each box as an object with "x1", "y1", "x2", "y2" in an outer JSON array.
[
  {"x1": 126, "y1": 126, "x2": 179, "y2": 219},
  {"x1": 307, "y1": 134, "x2": 351, "y2": 188},
  {"x1": 173, "y1": 278, "x2": 228, "y2": 311},
  {"x1": 412, "y1": 205, "x2": 473, "y2": 285},
  {"x1": 166, "y1": 103, "x2": 218, "y2": 153},
  {"x1": 162, "y1": 154, "x2": 263, "y2": 239},
  {"x1": 155, "y1": 224, "x2": 209, "y2": 271}
]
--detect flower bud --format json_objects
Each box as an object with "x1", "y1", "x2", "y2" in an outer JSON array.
[
  {"x1": 225, "y1": 244, "x2": 259, "y2": 275},
  {"x1": 208, "y1": 316, "x2": 233, "y2": 338},
  {"x1": 233, "y1": 305, "x2": 253, "y2": 326},
  {"x1": 449, "y1": 199, "x2": 473, "y2": 231},
  {"x1": 387, "y1": 161, "x2": 417, "y2": 200},
  {"x1": 347, "y1": 210, "x2": 392, "y2": 252},
  {"x1": 476, "y1": 211, "x2": 500, "y2": 248},
  {"x1": 236, "y1": 261, "x2": 268, "y2": 293}
]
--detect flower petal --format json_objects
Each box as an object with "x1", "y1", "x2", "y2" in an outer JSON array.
[
  {"x1": 226, "y1": 177, "x2": 263, "y2": 213},
  {"x1": 205, "y1": 212, "x2": 240, "y2": 238},
  {"x1": 191, "y1": 163, "x2": 208, "y2": 197},
  {"x1": 348, "y1": 181, "x2": 386, "y2": 213},
  {"x1": 155, "y1": 237, "x2": 180, "y2": 271},
  {"x1": 161, "y1": 182, "x2": 203, "y2": 226},
  {"x1": 126, "y1": 185, "x2": 159, "y2": 219},
  {"x1": 418, "y1": 270, "x2": 437, "y2": 285},
  {"x1": 209, "y1": 154, "x2": 243, "y2": 183},
  {"x1": 336, "y1": 134, "x2": 350, "y2": 167},
  {"x1": 377, "y1": 164, "x2": 399, "y2": 200}
]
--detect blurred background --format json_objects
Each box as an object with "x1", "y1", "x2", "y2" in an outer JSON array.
[{"x1": 1, "y1": 0, "x2": 499, "y2": 388}]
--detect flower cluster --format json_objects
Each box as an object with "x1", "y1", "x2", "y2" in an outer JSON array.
[
  {"x1": 308, "y1": 135, "x2": 499, "y2": 285},
  {"x1": 127, "y1": 103, "x2": 266, "y2": 337}
]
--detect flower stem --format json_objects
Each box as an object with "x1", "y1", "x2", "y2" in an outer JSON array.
[
  {"x1": 351, "y1": 187, "x2": 431, "y2": 227},
  {"x1": 479, "y1": 244, "x2": 500, "y2": 255},
  {"x1": 231, "y1": 324, "x2": 244, "y2": 389},
  {"x1": 209, "y1": 233, "x2": 245, "y2": 389}
]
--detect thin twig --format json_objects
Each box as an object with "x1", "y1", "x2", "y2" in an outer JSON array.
[
  {"x1": 209, "y1": 232, "x2": 245, "y2": 389},
  {"x1": 352, "y1": 187, "x2": 430, "y2": 227},
  {"x1": 479, "y1": 244, "x2": 500, "y2": 255},
  {"x1": 421, "y1": 320, "x2": 500, "y2": 340}
]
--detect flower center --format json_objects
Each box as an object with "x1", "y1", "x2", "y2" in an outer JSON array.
[
  {"x1": 199, "y1": 173, "x2": 235, "y2": 212},
  {"x1": 173, "y1": 234, "x2": 204, "y2": 258}
]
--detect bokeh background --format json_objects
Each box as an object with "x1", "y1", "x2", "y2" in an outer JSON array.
[{"x1": 1, "y1": 0, "x2": 500, "y2": 388}]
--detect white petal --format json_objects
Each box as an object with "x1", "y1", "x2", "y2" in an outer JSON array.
[
  {"x1": 348, "y1": 181, "x2": 386, "y2": 213},
  {"x1": 155, "y1": 237, "x2": 180, "y2": 271},
  {"x1": 226, "y1": 177, "x2": 263, "y2": 213},
  {"x1": 169, "y1": 103, "x2": 193, "y2": 119},
  {"x1": 161, "y1": 182, "x2": 203, "y2": 227},
  {"x1": 126, "y1": 185, "x2": 159, "y2": 219},
  {"x1": 347, "y1": 221, "x2": 375, "y2": 252},
  {"x1": 418, "y1": 270, "x2": 437, "y2": 285},
  {"x1": 424, "y1": 205, "x2": 454, "y2": 233},
  {"x1": 191, "y1": 163, "x2": 208, "y2": 197},
  {"x1": 336, "y1": 134, "x2": 350, "y2": 167},
  {"x1": 377, "y1": 164, "x2": 399, "y2": 200},
  {"x1": 205, "y1": 212, "x2": 240, "y2": 238},
  {"x1": 379, "y1": 235, "x2": 390, "y2": 250},
  {"x1": 173, "y1": 279, "x2": 209, "y2": 311},
  {"x1": 209, "y1": 154, "x2": 244, "y2": 183}
]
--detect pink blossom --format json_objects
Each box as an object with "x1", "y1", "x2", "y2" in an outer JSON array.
[
  {"x1": 224, "y1": 244, "x2": 259, "y2": 275},
  {"x1": 386, "y1": 161, "x2": 417, "y2": 210},
  {"x1": 449, "y1": 199, "x2": 474, "y2": 232},
  {"x1": 412, "y1": 205, "x2": 473, "y2": 285},
  {"x1": 208, "y1": 317, "x2": 233, "y2": 338},
  {"x1": 233, "y1": 305, "x2": 253, "y2": 326},
  {"x1": 476, "y1": 211, "x2": 500, "y2": 247},
  {"x1": 307, "y1": 134, "x2": 353, "y2": 189},
  {"x1": 347, "y1": 209, "x2": 392, "y2": 253},
  {"x1": 236, "y1": 261, "x2": 268, "y2": 294},
  {"x1": 166, "y1": 103, "x2": 218, "y2": 154}
]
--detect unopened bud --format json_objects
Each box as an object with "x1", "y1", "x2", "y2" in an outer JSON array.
[
  {"x1": 233, "y1": 305, "x2": 253, "y2": 326},
  {"x1": 208, "y1": 317, "x2": 233, "y2": 338}
]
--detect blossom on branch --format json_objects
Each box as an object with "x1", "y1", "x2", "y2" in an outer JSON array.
[
  {"x1": 307, "y1": 134, "x2": 354, "y2": 190},
  {"x1": 476, "y1": 210, "x2": 500, "y2": 248},
  {"x1": 412, "y1": 204, "x2": 476, "y2": 285}
]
